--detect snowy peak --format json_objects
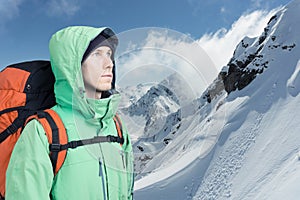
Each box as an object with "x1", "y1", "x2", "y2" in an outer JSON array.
[
  {"x1": 120, "y1": 73, "x2": 184, "y2": 145},
  {"x1": 220, "y1": 1, "x2": 298, "y2": 94},
  {"x1": 118, "y1": 83, "x2": 152, "y2": 108},
  {"x1": 125, "y1": 81, "x2": 180, "y2": 128},
  {"x1": 123, "y1": 72, "x2": 192, "y2": 136},
  {"x1": 121, "y1": 73, "x2": 187, "y2": 176}
]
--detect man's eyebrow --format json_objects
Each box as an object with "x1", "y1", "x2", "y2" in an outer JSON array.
[{"x1": 94, "y1": 48, "x2": 112, "y2": 53}]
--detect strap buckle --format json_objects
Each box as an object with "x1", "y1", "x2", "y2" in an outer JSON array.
[{"x1": 49, "y1": 143, "x2": 61, "y2": 152}]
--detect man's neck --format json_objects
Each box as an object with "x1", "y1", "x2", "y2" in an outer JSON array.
[{"x1": 86, "y1": 90, "x2": 102, "y2": 99}]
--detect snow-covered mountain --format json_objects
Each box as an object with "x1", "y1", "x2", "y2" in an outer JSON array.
[
  {"x1": 123, "y1": 0, "x2": 300, "y2": 199},
  {"x1": 120, "y1": 73, "x2": 194, "y2": 174},
  {"x1": 118, "y1": 84, "x2": 152, "y2": 108}
]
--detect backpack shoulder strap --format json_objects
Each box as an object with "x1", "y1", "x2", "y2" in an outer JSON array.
[
  {"x1": 25, "y1": 109, "x2": 68, "y2": 175},
  {"x1": 113, "y1": 114, "x2": 124, "y2": 147},
  {"x1": 24, "y1": 112, "x2": 124, "y2": 175},
  {"x1": 51, "y1": 114, "x2": 124, "y2": 150}
]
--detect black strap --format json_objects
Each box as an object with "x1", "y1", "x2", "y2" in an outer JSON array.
[
  {"x1": 49, "y1": 135, "x2": 123, "y2": 152},
  {"x1": 0, "y1": 192, "x2": 4, "y2": 200},
  {"x1": 37, "y1": 111, "x2": 124, "y2": 152},
  {"x1": 37, "y1": 111, "x2": 124, "y2": 173},
  {"x1": 0, "y1": 106, "x2": 24, "y2": 116},
  {"x1": 0, "y1": 118, "x2": 24, "y2": 143},
  {"x1": 36, "y1": 111, "x2": 60, "y2": 174}
]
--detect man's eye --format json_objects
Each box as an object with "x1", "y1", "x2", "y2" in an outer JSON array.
[
  {"x1": 93, "y1": 52, "x2": 101, "y2": 56},
  {"x1": 106, "y1": 52, "x2": 112, "y2": 57}
]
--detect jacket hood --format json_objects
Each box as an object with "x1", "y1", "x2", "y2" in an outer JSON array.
[{"x1": 49, "y1": 26, "x2": 119, "y2": 119}]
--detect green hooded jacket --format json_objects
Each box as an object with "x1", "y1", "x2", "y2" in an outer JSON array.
[{"x1": 5, "y1": 26, "x2": 134, "y2": 200}]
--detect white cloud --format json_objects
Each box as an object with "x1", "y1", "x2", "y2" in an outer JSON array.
[
  {"x1": 197, "y1": 8, "x2": 281, "y2": 69},
  {"x1": 115, "y1": 8, "x2": 282, "y2": 98},
  {"x1": 46, "y1": 0, "x2": 80, "y2": 17},
  {"x1": 0, "y1": 0, "x2": 80, "y2": 29},
  {"x1": 116, "y1": 28, "x2": 217, "y2": 96},
  {"x1": 0, "y1": 0, "x2": 24, "y2": 29}
]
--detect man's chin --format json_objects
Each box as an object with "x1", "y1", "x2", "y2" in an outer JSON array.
[{"x1": 96, "y1": 86, "x2": 112, "y2": 92}]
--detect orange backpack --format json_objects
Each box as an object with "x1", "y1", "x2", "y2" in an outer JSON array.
[{"x1": 0, "y1": 61, "x2": 123, "y2": 199}]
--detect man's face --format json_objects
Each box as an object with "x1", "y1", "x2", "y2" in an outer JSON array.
[{"x1": 81, "y1": 46, "x2": 113, "y2": 98}]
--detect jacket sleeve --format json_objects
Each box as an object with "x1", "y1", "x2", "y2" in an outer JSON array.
[{"x1": 5, "y1": 120, "x2": 54, "y2": 200}]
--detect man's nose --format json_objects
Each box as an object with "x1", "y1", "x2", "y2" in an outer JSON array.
[{"x1": 105, "y1": 57, "x2": 113, "y2": 69}]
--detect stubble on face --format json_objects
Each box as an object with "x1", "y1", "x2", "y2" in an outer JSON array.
[{"x1": 81, "y1": 46, "x2": 114, "y2": 99}]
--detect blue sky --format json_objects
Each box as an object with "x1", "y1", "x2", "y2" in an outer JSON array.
[{"x1": 0, "y1": 0, "x2": 291, "y2": 68}]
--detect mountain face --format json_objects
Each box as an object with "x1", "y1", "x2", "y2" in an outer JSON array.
[
  {"x1": 122, "y1": 0, "x2": 300, "y2": 199},
  {"x1": 221, "y1": 14, "x2": 296, "y2": 94},
  {"x1": 118, "y1": 84, "x2": 152, "y2": 108},
  {"x1": 120, "y1": 73, "x2": 193, "y2": 175}
]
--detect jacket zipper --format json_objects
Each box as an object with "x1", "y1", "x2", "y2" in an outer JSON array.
[
  {"x1": 99, "y1": 160, "x2": 107, "y2": 200},
  {"x1": 130, "y1": 172, "x2": 135, "y2": 199},
  {"x1": 120, "y1": 150, "x2": 126, "y2": 169}
]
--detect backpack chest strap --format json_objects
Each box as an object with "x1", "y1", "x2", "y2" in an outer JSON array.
[{"x1": 26, "y1": 110, "x2": 124, "y2": 176}]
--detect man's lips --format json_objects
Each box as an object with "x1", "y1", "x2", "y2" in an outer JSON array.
[{"x1": 101, "y1": 74, "x2": 113, "y2": 78}]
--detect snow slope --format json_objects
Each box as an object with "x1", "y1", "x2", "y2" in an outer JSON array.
[{"x1": 131, "y1": 0, "x2": 300, "y2": 199}]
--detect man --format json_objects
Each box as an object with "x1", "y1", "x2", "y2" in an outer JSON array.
[{"x1": 6, "y1": 26, "x2": 134, "y2": 199}]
